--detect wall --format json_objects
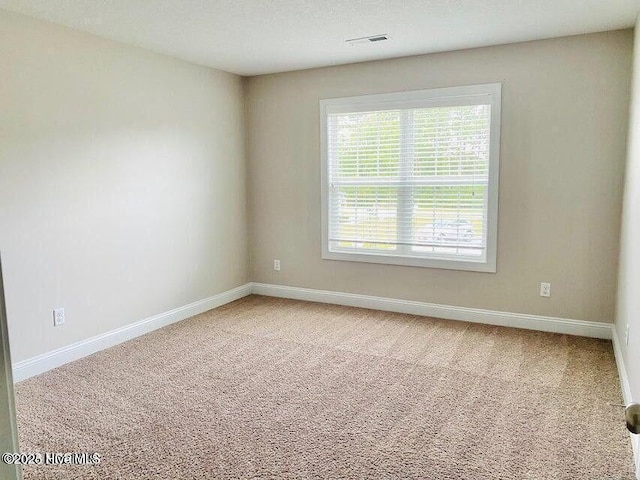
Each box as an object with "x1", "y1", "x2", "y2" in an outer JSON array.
[
  {"x1": 0, "y1": 10, "x2": 248, "y2": 363},
  {"x1": 0, "y1": 9, "x2": 633, "y2": 367},
  {"x1": 246, "y1": 30, "x2": 632, "y2": 323},
  {"x1": 616, "y1": 17, "x2": 640, "y2": 403}
]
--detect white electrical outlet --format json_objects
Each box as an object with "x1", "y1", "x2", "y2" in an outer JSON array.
[
  {"x1": 53, "y1": 307, "x2": 65, "y2": 327},
  {"x1": 625, "y1": 324, "x2": 630, "y2": 346},
  {"x1": 273, "y1": 259, "x2": 281, "y2": 271},
  {"x1": 540, "y1": 282, "x2": 551, "y2": 298}
]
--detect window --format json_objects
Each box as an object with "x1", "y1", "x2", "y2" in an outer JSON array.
[{"x1": 320, "y1": 83, "x2": 501, "y2": 272}]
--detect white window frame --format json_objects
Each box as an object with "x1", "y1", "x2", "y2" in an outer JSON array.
[{"x1": 320, "y1": 83, "x2": 501, "y2": 273}]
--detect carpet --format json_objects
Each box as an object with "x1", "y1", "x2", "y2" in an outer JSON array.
[{"x1": 14, "y1": 295, "x2": 635, "y2": 479}]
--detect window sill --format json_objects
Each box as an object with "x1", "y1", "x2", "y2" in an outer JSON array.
[{"x1": 322, "y1": 249, "x2": 496, "y2": 273}]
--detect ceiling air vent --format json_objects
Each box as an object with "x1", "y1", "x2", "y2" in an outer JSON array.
[{"x1": 346, "y1": 34, "x2": 389, "y2": 46}]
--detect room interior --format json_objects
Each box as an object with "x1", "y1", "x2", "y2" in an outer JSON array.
[{"x1": 1, "y1": 1, "x2": 640, "y2": 478}]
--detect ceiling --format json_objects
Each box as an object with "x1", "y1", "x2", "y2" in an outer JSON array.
[{"x1": 1, "y1": 0, "x2": 639, "y2": 76}]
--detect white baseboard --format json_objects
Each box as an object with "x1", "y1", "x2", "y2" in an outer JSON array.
[
  {"x1": 251, "y1": 283, "x2": 613, "y2": 339},
  {"x1": 612, "y1": 325, "x2": 640, "y2": 478},
  {"x1": 612, "y1": 326, "x2": 634, "y2": 406},
  {"x1": 12, "y1": 283, "x2": 252, "y2": 382},
  {"x1": 12, "y1": 281, "x2": 614, "y2": 379}
]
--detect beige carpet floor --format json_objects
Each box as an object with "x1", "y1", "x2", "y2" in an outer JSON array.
[{"x1": 15, "y1": 295, "x2": 635, "y2": 479}]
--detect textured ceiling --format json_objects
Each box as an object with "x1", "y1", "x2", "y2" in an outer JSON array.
[{"x1": 1, "y1": 0, "x2": 639, "y2": 76}]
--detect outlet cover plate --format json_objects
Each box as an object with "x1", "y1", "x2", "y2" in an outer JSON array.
[{"x1": 53, "y1": 307, "x2": 65, "y2": 326}]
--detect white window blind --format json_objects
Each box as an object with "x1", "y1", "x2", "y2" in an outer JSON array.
[{"x1": 321, "y1": 84, "x2": 501, "y2": 272}]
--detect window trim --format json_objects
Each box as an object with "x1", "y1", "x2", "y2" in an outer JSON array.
[{"x1": 320, "y1": 83, "x2": 502, "y2": 273}]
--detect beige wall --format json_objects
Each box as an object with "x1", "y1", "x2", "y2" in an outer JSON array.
[
  {"x1": 0, "y1": 10, "x2": 248, "y2": 363},
  {"x1": 246, "y1": 30, "x2": 632, "y2": 323},
  {"x1": 616, "y1": 18, "x2": 640, "y2": 402},
  {"x1": 0, "y1": 9, "x2": 633, "y2": 367}
]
